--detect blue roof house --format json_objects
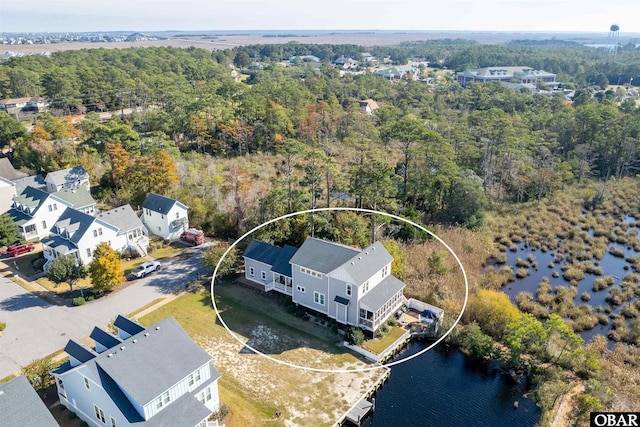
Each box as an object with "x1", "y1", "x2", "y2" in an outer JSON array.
[
  {"x1": 243, "y1": 238, "x2": 406, "y2": 333},
  {"x1": 51, "y1": 315, "x2": 222, "y2": 427}
]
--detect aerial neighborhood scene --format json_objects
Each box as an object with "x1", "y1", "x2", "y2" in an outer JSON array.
[{"x1": 1, "y1": 0, "x2": 640, "y2": 426}]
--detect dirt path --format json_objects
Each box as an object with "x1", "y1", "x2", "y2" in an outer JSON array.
[{"x1": 550, "y1": 381, "x2": 584, "y2": 427}]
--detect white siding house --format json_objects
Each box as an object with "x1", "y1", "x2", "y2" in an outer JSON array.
[
  {"x1": 0, "y1": 176, "x2": 17, "y2": 214},
  {"x1": 8, "y1": 186, "x2": 72, "y2": 241},
  {"x1": 243, "y1": 238, "x2": 407, "y2": 333},
  {"x1": 45, "y1": 166, "x2": 90, "y2": 193},
  {"x1": 97, "y1": 205, "x2": 149, "y2": 257},
  {"x1": 141, "y1": 193, "x2": 189, "y2": 240},
  {"x1": 51, "y1": 315, "x2": 221, "y2": 427}
]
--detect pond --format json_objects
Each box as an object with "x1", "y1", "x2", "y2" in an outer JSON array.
[
  {"x1": 499, "y1": 215, "x2": 640, "y2": 345},
  {"x1": 361, "y1": 342, "x2": 540, "y2": 427}
]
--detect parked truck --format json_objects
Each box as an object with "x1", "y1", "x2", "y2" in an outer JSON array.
[{"x1": 181, "y1": 228, "x2": 205, "y2": 246}]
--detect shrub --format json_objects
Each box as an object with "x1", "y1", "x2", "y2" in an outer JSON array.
[
  {"x1": 562, "y1": 267, "x2": 585, "y2": 282},
  {"x1": 32, "y1": 257, "x2": 46, "y2": 270},
  {"x1": 86, "y1": 294, "x2": 95, "y2": 301},
  {"x1": 552, "y1": 271, "x2": 560, "y2": 278},
  {"x1": 624, "y1": 273, "x2": 639, "y2": 283},
  {"x1": 593, "y1": 276, "x2": 615, "y2": 291},
  {"x1": 515, "y1": 268, "x2": 530, "y2": 278},
  {"x1": 294, "y1": 307, "x2": 305, "y2": 317},
  {"x1": 0, "y1": 321, "x2": 6, "y2": 331},
  {"x1": 72, "y1": 297, "x2": 85, "y2": 306},
  {"x1": 345, "y1": 326, "x2": 365, "y2": 346},
  {"x1": 516, "y1": 257, "x2": 529, "y2": 267},
  {"x1": 609, "y1": 246, "x2": 625, "y2": 258},
  {"x1": 581, "y1": 292, "x2": 591, "y2": 301}
]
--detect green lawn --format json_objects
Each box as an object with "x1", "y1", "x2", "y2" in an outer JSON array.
[
  {"x1": 362, "y1": 326, "x2": 408, "y2": 354},
  {"x1": 148, "y1": 241, "x2": 191, "y2": 260}
]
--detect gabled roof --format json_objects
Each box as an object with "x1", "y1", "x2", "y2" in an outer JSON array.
[
  {"x1": 243, "y1": 240, "x2": 282, "y2": 265},
  {"x1": 0, "y1": 157, "x2": 26, "y2": 180},
  {"x1": 53, "y1": 187, "x2": 95, "y2": 209},
  {"x1": 339, "y1": 241, "x2": 393, "y2": 285},
  {"x1": 271, "y1": 244, "x2": 298, "y2": 277},
  {"x1": 90, "y1": 316, "x2": 215, "y2": 406},
  {"x1": 12, "y1": 186, "x2": 51, "y2": 211},
  {"x1": 359, "y1": 274, "x2": 405, "y2": 312},
  {"x1": 90, "y1": 326, "x2": 123, "y2": 351},
  {"x1": 113, "y1": 314, "x2": 145, "y2": 337},
  {"x1": 65, "y1": 340, "x2": 99, "y2": 364},
  {"x1": 97, "y1": 205, "x2": 144, "y2": 234},
  {"x1": 289, "y1": 238, "x2": 360, "y2": 274},
  {"x1": 41, "y1": 235, "x2": 77, "y2": 256},
  {"x1": 0, "y1": 376, "x2": 59, "y2": 427},
  {"x1": 12, "y1": 174, "x2": 45, "y2": 193},
  {"x1": 45, "y1": 166, "x2": 88, "y2": 186},
  {"x1": 142, "y1": 193, "x2": 188, "y2": 214},
  {"x1": 53, "y1": 207, "x2": 104, "y2": 244}
]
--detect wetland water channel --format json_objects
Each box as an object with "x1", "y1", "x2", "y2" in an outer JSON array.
[
  {"x1": 499, "y1": 215, "x2": 640, "y2": 345},
  {"x1": 360, "y1": 342, "x2": 539, "y2": 426}
]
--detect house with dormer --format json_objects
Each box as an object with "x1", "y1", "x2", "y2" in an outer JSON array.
[
  {"x1": 51, "y1": 315, "x2": 221, "y2": 427},
  {"x1": 243, "y1": 238, "x2": 406, "y2": 333},
  {"x1": 8, "y1": 186, "x2": 73, "y2": 241},
  {"x1": 45, "y1": 166, "x2": 90, "y2": 193},
  {"x1": 53, "y1": 187, "x2": 97, "y2": 215},
  {"x1": 141, "y1": 193, "x2": 189, "y2": 240},
  {"x1": 97, "y1": 205, "x2": 149, "y2": 257}
]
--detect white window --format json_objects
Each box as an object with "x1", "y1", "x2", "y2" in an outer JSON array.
[
  {"x1": 346, "y1": 284, "x2": 352, "y2": 296},
  {"x1": 98, "y1": 228, "x2": 103, "y2": 236},
  {"x1": 93, "y1": 229, "x2": 98, "y2": 237},
  {"x1": 261, "y1": 271, "x2": 266, "y2": 281},
  {"x1": 205, "y1": 386, "x2": 212, "y2": 401},
  {"x1": 53, "y1": 203, "x2": 57, "y2": 211},
  {"x1": 42, "y1": 220, "x2": 47, "y2": 229},
  {"x1": 161, "y1": 214, "x2": 164, "y2": 219},
  {"x1": 48, "y1": 204, "x2": 53, "y2": 212},
  {"x1": 188, "y1": 373, "x2": 195, "y2": 386},
  {"x1": 84, "y1": 377, "x2": 90, "y2": 390},
  {"x1": 195, "y1": 368, "x2": 201, "y2": 382},
  {"x1": 249, "y1": 267, "x2": 255, "y2": 276},
  {"x1": 155, "y1": 396, "x2": 163, "y2": 410},
  {"x1": 314, "y1": 292, "x2": 325, "y2": 306},
  {"x1": 87, "y1": 248, "x2": 91, "y2": 257},
  {"x1": 176, "y1": 212, "x2": 180, "y2": 219},
  {"x1": 110, "y1": 417, "x2": 117, "y2": 427},
  {"x1": 94, "y1": 405, "x2": 106, "y2": 423},
  {"x1": 297, "y1": 285, "x2": 305, "y2": 293},
  {"x1": 162, "y1": 390, "x2": 170, "y2": 405}
]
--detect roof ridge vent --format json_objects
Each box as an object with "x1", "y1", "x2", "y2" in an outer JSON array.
[
  {"x1": 120, "y1": 346, "x2": 126, "y2": 350},
  {"x1": 133, "y1": 339, "x2": 138, "y2": 343},
  {"x1": 144, "y1": 332, "x2": 150, "y2": 337},
  {"x1": 155, "y1": 326, "x2": 161, "y2": 331},
  {"x1": 350, "y1": 261, "x2": 355, "y2": 265}
]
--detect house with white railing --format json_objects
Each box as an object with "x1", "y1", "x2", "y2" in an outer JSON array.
[
  {"x1": 51, "y1": 315, "x2": 222, "y2": 427},
  {"x1": 141, "y1": 193, "x2": 189, "y2": 240},
  {"x1": 243, "y1": 238, "x2": 406, "y2": 333}
]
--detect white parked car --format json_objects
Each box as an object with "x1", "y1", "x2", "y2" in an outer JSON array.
[{"x1": 130, "y1": 261, "x2": 161, "y2": 279}]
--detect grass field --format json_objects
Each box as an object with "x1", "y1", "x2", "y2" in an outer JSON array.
[
  {"x1": 362, "y1": 326, "x2": 407, "y2": 354},
  {"x1": 139, "y1": 283, "x2": 384, "y2": 426}
]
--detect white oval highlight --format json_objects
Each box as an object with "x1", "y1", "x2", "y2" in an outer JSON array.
[{"x1": 211, "y1": 207, "x2": 469, "y2": 373}]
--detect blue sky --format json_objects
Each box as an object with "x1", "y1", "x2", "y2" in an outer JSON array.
[{"x1": 1, "y1": 0, "x2": 639, "y2": 33}]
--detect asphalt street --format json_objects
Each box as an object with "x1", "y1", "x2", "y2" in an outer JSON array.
[{"x1": 0, "y1": 245, "x2": 210, "y2": 378}]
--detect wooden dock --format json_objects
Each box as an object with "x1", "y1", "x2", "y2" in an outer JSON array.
[{"x1": 334, "y1": 368, "x2": 390, "y2": 426}]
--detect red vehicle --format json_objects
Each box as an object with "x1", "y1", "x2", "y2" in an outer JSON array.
[
  {"x1": 8, "y1": 243, "x2": 35, "y2": 257},
  {"x1": 181, "y1": 228, "x2": 205, "y2": 246}
]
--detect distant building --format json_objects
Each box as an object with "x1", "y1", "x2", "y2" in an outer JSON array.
[
  {"x1": 51, "y1": 315, "x2": 221, "y2": 427},
  {"x1": 334, "y1": 56, "x2": 359, "y2": 69},
  {"x1": 13, "y1": 174, "x2": 46, "y2": 193},
  {"x1": 0, "y1": 375, "x2": 59, "y2": 427},
  {"x1": 374, "y1": 65, "x2": 419, "y2": 81},
  {"x1": 456, "y1": 66, "x2": 556, "y2": 87},
  {"x1": 289, "y1": 55, "x2": 320, "y2": 63},
  {"x1": 359, "y1": 99, "x2": 380, "y2": 115},
  {"x1": 53, "y1": 187, "x2": 97, "y2": 215},
  {"x1": 45, "y1": 166, "x2": 90, "y2": 193},
  {"x1": 0, "y1": 157, "x2": 26, "y2": 181},
  {"x1": 0, "y1": 97, "x2": 48, "y2": 114}
]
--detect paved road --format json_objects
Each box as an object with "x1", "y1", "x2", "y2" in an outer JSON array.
[{"x1": 0, "y1": 245, "x2": 210, "y2": 378}]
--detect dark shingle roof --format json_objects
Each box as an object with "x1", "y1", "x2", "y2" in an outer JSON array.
[
  {"x1": 243, "y1": 240, "x2": 282, "y2": 265},
  {"x1": 93, "y1": 316, "x2": 214, "y2": 405},
  {"x1": 41, "y1": 235, "x2": 77, "y2": 256},
  {"x1": 64, "y1": 340, "x2": 99, "y2": 364},
  {"x1": 113, "y1": 314, "x2": 145, "y2": 337},
  {"x1": 271, "y1": 244, "x2": 298, "y2": 277},
  {"x1": 13, "y1": 186, "x2": 50, "y2": 210},
  {"x1": 142, "y1": 193, "x2": 188, "y2": 214},
  {"x1": 90, "y1": 327, "x2": 122, "y2": 352},
  {"x1": 97, "y1": 204, "x2": 144, "y2": 234},
  {"x1": 53, "y1": 207, "x2": 98, "y2": 244},
  {"x1": 339, "y1": 241, "x2": 393, "y2": 285},
  {"x1": 45, "y1": 166, "x2": 88, "y2": 186},
  {"x1": 0, "y1": 376, "x2": 59, "y2": 427},
  {"x1": 359, "y1": 275, "x2": 405, "y2": 312},
  {"x1": 289, "y1": 238, "x2": 360, "y2": 273}
]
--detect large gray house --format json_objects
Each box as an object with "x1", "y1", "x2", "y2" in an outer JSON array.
[{"x1": 243, "y1": 238, "x2": 406, "y2": 332}]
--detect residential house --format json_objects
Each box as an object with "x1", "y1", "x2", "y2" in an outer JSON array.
[
  {"x1": 358, "y1": 99, "x2": 379, "y2": 115},
  {"x1": 8, "y1": 186, "x2": 72, "y2": 241},
  {"x1": 41, "y1": 206, "x2": 119, "y2": 269},
  {"x1": 51, "y1": 315, "x2": 221, "y2": 427},
  {"x1": 97, "y1": 205, "x2": 149, "y2": 257},
  {"x1": 0, "y1": 375, "x2": 59, "y2": 427},
  {"x1": 13, "y1": 174, "x2": 46, "y2": 193},
  {"x1": 45, "y1": 166, "x2": 90, "y2": 193},
  {"x1": 334, "y1": 56, "x2": 359, "y2": 69},
  {"x1": 243, "y1": 238, "x2": 406, "y2": 332},
  {"x1": 0, "y1": 96, "x2": 48, "y2": 114},
  {"x1": 456, "y1": 66, "x2": 557, "y2": 87},
  {"x1": 374, "y1": 66, "x2": 419, "y2": 81},
  {"x1": 0, "y1": 157, "x2": 26, "y2": 181},
  {"x1": 0, "y1": 176, "x2": 16, "y2": 214},
  {"x1": 141, "y1": 193, "x2": 189, "y2": 240},
  {"x1": 54, "y1": 187, "x2": 97, "y2": 215},
  {"x1": 360, "y1": 52, "x2": 377, "y2": 63},
  {"x1": 289, "y1": 55, "x2": 320, "y2": 63}
]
